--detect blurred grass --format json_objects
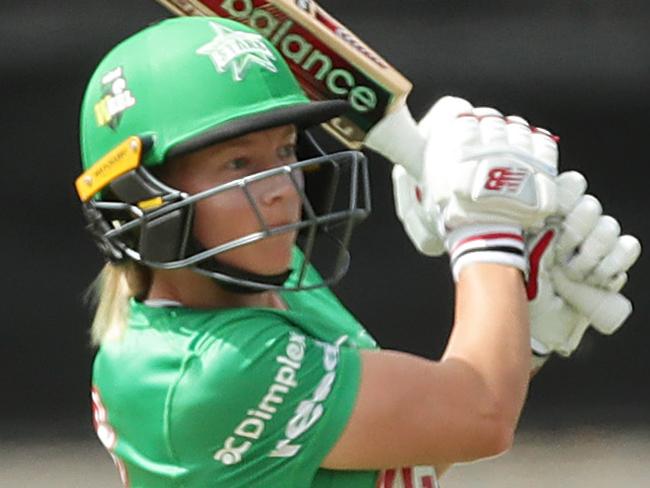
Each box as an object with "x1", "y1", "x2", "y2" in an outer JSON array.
[{"x1": 444, "y1": 425, "x2": 650, "y2": 487}]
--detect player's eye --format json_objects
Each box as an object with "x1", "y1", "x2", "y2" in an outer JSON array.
[{"x1": 226, "y1": 158, "x2": 250, "y2": 171}]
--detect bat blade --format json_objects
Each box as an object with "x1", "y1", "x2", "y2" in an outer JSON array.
[{"x1": 155, "y1": 0, "x2": 413, "y2": 150}]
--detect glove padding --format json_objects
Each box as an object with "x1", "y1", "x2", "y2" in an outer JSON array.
[
  {"x1": 392, "y1": 164, "x2": 445, "y2": 256},
  {"x1": 528, "y1": 187, "x2": 641, "y2": 359},
  {"x1": 419, "y1": 96, "x2": 559, "y2": 233}
]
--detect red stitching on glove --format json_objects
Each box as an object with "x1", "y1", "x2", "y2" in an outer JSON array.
[
  {"x1": 526, "y1": 229, "x2": 556, "y2": 300},
  {"x1": 451, "y1": 232, "x2": 524, "y2": 254},
  {"x1": 531, "y1": 126, "x2": 561, "y2": 142},
  {"x1": 455, "y1": 113, "x2": 560, "y2": 141}
]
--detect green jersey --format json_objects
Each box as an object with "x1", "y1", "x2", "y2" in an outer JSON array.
[{"x1": 91, "y1": 253, "x2": 438, "y2": 487}]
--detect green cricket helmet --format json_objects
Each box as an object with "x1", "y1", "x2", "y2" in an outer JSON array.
[{"x1": 76, "y1": 16, "x2": 370, "y2": 291}]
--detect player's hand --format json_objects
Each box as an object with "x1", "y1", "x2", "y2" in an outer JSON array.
[
  {"x1": 420, "y1": 96, "x2": 558, "y2": 231},
  {"x1": 392, "y1": 164, "x2": 446, "y2": 256},
  {"x1": 413, "y1": 96, "x2": 560, "y2": 279},
  {"x1": 392, "y1": 96, "x2": 558, "y2": 262},
  {"x1": 527, "y1": 177, "x2": 641, "y2": 364}
]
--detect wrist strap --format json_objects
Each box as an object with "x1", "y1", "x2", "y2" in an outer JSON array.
[{"x1": 446, "y1": 224, "x2": 527, "y2": 281}]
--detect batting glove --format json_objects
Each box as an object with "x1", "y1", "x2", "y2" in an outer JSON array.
[
  {"x1": 526, "y1": 179, "x2": 641, "y2": 365},
  {"x1": 392, "y1": 160, "x2": 446, "y2": 257},
  {"x1": 415, "y1": 97, "x2": 559, "y2": 279}
]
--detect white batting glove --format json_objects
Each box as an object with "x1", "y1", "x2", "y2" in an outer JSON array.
[
  {"x1": 527, "y1": 177, "x2": 641, "y2": 364},
  {"x1": 416, "y1": 97, "x2": 559, "y2": 279},
  {"x1": 392, "y1": 165, "x2": 446, "y2": 256},
  {"x1": 390, "y1": 96, "x2": 554, "y2": 260},
  {"x1": 421, "y1": 97, "x2": 558, "y2": 228}
]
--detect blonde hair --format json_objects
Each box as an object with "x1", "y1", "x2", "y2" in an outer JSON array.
[{"x1": 87, "y1": 262, "x2": 151, "y2": 346}]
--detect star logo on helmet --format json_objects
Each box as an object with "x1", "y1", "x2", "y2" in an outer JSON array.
[{"x1": 196, "y1": 22, "x2": 278, "y2": 81}]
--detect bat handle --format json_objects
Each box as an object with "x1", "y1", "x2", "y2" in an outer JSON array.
[{"x1": 363, "y1": 104, "x2": 425, "y2": 181}]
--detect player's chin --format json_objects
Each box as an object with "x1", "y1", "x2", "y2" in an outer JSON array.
[
  {"x1": 221, "y1": 231, "x2": 296, "y2": 276},
  {"x1": 256, "y1": 232, "x2": 297, "y2": 273}
]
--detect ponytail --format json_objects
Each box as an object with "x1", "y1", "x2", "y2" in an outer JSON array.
[{"x1": 87, "y1": 262, "x2": 151, "y2": 345}]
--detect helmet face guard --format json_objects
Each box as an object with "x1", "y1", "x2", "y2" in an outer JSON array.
[{"x1": 79, "y1": 141, "x2": 370, "y2": 291}]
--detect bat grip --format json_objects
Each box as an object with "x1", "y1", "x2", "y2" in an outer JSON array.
[{"x1": 363, "y1": 104, "x2": 425, "y2": 180}]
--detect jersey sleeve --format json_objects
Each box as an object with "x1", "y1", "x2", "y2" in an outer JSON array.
[{"x1": 169, "y1": 316, "x2": 364, "y2": 487}]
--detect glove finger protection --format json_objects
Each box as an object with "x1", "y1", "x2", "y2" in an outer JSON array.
[
  {"x1": 506, "y1": 115, "x2": 533, "y2": 152},
  {"x1": 419, "y1": 96, "x2": 475, "y2": 139},
  {"x1": 474, "y1": 107, "x2": 507, "y2": 146},
  {"x1": 525, "y1": 171, "x2": 592, "y2": 360},
  {"x1": 563, "y1": 215, "x2": 620, "y2": 281},
  {"x1": 551, "y1": 266, "x2": 633, "y2": 335},
  {"x1": 554, "y1": 194, "x2": 602, "y2": 263},
  {"x1": 586, "y1": 234, "x2": 641, "y2": 288},
  {"x1": 606, "y1": 273, "x2": 628, "y2": 293},
  {"x1": 531, "y1": 127, "x2": 559, "y2": 171},
  {"x1": 555, "y1": 171, "x2": 588, "y2": 216},
  {"x1": 530, "y1": 186, "x2": 640, "y2": 360},
  {"x1": 530, "y1": 290, "x2": 590, "y2": 358}
]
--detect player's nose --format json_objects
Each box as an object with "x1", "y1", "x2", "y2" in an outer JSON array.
[{"x1": 256, "y1": 170, "x2": 303, "y2": 210}]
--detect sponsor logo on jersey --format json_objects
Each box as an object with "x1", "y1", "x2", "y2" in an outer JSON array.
[
  {"x1": 196, "y1": 21, "x2": 279, "y2": 81},
  {"x1": 214, "y1": 333, "x2": 306, "y2": 465},
  {"x1": 94, "y1": 67, "x2": 136, "y2": 129},
  {"x1": 269, "y1": 335, "x2": 346, "y2": 458}
]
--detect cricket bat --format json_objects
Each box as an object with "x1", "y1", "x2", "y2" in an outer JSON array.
[{"x1": 154, "y1": 0, "x2": 426, "y2": 179}]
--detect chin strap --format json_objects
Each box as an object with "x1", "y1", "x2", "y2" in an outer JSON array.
[
  {"x1": 184, "y1": 238, "x2": 292, "y2": 294},
  {"x1": 197, "y1": 258, "x2": 292, "y2": 294}
]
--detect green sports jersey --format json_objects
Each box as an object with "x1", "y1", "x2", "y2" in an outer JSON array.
[{"x1": 91, "y1": 251, "x2": 439, "y2": 487}]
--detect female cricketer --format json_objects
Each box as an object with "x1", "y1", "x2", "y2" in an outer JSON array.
[{"x1": 76, "y1": 15, "x2": 640, "y2": 488}]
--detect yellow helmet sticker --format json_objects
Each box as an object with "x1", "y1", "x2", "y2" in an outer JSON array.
[
  {"x1": 75, "y1": 137, "x2": 142, "y2": 202},
  {"x1": 137, "y1": 196, "x2": 164, "y2": 210}
]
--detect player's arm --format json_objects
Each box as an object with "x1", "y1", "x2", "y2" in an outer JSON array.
[
  {"x1": 323, "y1": 263, "x2": 530, "y2": 469},
  {"x1": 431, "y1": 361, "x2": 540, "y2": 480},
  {"x1": 430, "y1": 350, "x2": 541, "y2": 480}
]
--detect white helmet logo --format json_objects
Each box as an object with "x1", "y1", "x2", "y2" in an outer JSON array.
[{"x1": 196, "y1": 22, "x2": 278, "y2": 81}]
